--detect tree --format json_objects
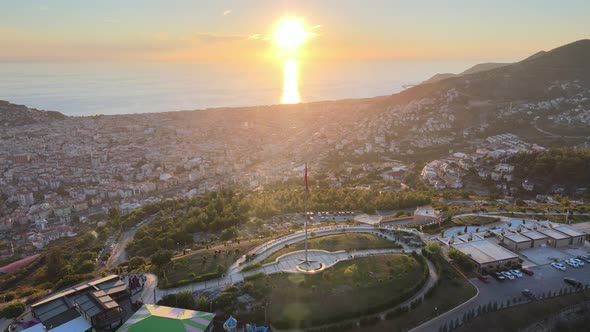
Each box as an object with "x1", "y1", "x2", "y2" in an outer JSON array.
[
  {"x1": 108, "y1": 207, "x2": 121, "y2": 221},
  {"x1": 150, "y1": 250, "x2": 173, "y2": 270},
  {"x1": 46, "y1": 248, "x2": 66, "y2": 280},
  {"x1": 425, "y1": 242, "x2": 442, "y2": 255},
  {"x1": 2, "y1": 301, "x2": 26, "y2": 318},
  {"x1": 77, "y1": 260, "x2": 96, "y2": 273},
  {"x1": 220, "y1": 227, "x2": 238, "y2": 241},
  {"x1": 128, "y1": 256, "x2": 148, "y2": 270},
  {"x1": 158, "y1": 291, "x2": 196, "y2": 310},
  {"x1": 448, "y1": 248, "x2": 474, "y2": 273},
  {"x1": 195, "y1": 296, "x2": 210, "y2": 312}
]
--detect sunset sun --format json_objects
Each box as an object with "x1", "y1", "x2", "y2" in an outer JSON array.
[{"x1": 273, "y1": 17, "x2": 311, "y2": 51}]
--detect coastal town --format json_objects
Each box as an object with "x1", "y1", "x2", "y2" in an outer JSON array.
[
  {"x1": 1, "y1": 32, "x2": 590, "y2": 331},
  {"x1": 1, "y1": 91, "x2": 588, "y2": 258}
]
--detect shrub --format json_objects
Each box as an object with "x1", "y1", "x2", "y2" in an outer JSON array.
[
  {"x1": 244, "y1": 272, "x2": 265, "y2": 281},
  {"x1": 448, "y1": 248, "x2": 474, "y2": 273},
  {"x1": 2, "y1": 301, "x2": 26, "y2": 318},
  {"x1": 241, "y1": 263, "x2": 262, "y2": 272}
]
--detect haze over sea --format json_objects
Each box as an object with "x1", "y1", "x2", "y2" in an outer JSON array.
[{"x1": 1, "y1": 60, "x2": 489, "y2": 116}]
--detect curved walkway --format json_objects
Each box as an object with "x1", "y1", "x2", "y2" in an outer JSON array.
[
  {"x1": 156, "y1": 247, "x2": 415, "y2": 301},
  {"x1": 155, "y1": 225, "x2": 424, "y2": 302},
  {"x1": 229, "y1": 224, "x2": 420, "y2": 274}
]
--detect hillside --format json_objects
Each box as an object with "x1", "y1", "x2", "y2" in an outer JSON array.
[
  {"x1": 345, "y1": 39, "x2": 590, "y2": 159},
  {"x1": 0, "y1": 100, "x2": 67, "y2": 127},
  {"x1": 421, "y1": 62, "x2": 510, "y2": 84}
]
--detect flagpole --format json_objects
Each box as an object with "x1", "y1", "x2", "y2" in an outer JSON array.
[
  {"x1": 304, "y1": 170, "x2": 308, "y2": 263},
  {"x1": 304, "y1": 162, "x2": 309, "y2": 263},
  {"x1": 298, "y1": 162, "x2": 322, "y2": 273}
]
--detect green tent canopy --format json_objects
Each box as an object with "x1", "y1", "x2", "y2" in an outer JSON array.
[{"x1": 118, "y1": 304, "x2": 215, "y2": 332}]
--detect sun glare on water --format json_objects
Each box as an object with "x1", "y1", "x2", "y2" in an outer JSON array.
[
  {"x1": 273, "y1": 17, "x2": 313, "y2": 104},
  {"x1": 281, "y1": 59, "x2": 300, "y2": 104}
]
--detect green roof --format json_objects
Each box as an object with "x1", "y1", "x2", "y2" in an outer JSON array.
[{"x1": 118, "y1": 304, "x2": 214, "y2": 332}]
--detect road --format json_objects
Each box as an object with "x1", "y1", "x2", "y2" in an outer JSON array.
[
  {"x1": 107, "y1": 214, "x2": 158, "y2": 268},
  {"x1": 0, "y1": 318, "x2": 11, "y2": 332},
  {"x1": 532, "y1": 119, "x2": 588, "y2": 139},
  {"x1": 412, "y1": 262, "x2": 590, "y2": 331}
]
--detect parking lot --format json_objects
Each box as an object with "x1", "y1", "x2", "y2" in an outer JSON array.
[
  {"x1": 309, "y1": 211, "x2": 356, "y2": 224},
  {"x1": 476, "y1": 261, "x2": 590, "y2": 302},
  {"x1": 413, "y1": 259, "x2": 590, "y2": 332},
  {"x1": 520, "y1": 245, "x2": 589, "y2": 266}
]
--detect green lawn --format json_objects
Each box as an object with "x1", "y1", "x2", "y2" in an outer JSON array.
[
  {"x1": 158, "y1": 240, "x2": 263, "y2": 288},
  {"x1": 350, "y1": 252, "x2": 477, "y2": 332},
  {"x1": 250, "y1": 254, "x2": 426, "y2": 329},
  {"x1": 453, "y1": 215, "x2": 499, "y2": 226},
  {"x1": 258, "y1": 233, "x2": 401, "y2": 265}
]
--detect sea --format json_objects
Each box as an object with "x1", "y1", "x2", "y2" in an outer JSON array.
[{"x1": 0, "y1": 60, "x2": 486, "y2": 116}]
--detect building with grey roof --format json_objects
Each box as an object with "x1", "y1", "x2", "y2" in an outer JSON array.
[
  {"x1": 553, "y1": 226, "x2": 585, "y2": 246},
  {"x1": 29, "y1": 275, "x2": 129, "y2": 332},
  {"x1": 538, "y1": 227, "x2": 577, "y2": 248},
  {"x1": 521, "y1": 230, "x2": 548, "y2": 247},
  {"x1": 503, "y1": 233, "x2": 532, "y2": 251},
  {"x1": 451, "y1": 239, "x2": 519, "y2": 274}
]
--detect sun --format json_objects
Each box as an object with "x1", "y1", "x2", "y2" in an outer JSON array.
[{"x1": 273, "y1": 17, "x2": 311, "y2": 51}]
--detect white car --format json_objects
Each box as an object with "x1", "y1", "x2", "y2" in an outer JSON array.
[
  {"x1": 565, "y1": 259, "x2": 580, "y2": 268},
  {"x1": 502, "y1": 271, "x2": 516, "y2": 280},
  {"x1": 551, "y1": 262, "x2": 566, "y2": 271},
  {"x1": 511, "y1": 270, "x2": 523, "y2": 278},
  {"x1": 572, "y1": 258, "x2": 585, "y2": 267}
]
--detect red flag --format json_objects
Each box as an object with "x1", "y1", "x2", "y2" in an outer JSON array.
[{"x1": 304, "y1": 162, "x2": 309, "y2": 194}]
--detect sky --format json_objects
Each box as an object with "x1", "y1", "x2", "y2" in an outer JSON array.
[{"x1": 1, "y1": 0, "x2": 589, "y2": 63}]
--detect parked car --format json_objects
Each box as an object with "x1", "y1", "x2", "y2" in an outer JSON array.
[
  {"x1": 551, "y1": 262, "x2": 566, "y2": 271},
  {"x1": 493, "y1": 272, "x2": 506, "y2": 281},
  {"x1": 478, "y1": 275, "x2": 490, "y2": 284},
  {"x1": 564, "y1": 277, "x2": 583, "y2": 288},
  {"x1": 578, "y1": 255, "x2": 590, "y2": 263},
  {"x1": 522, "y1": 289, "x2": 537, "y2": 300},
  {"x1": 565, "y1": 259, "x2": 580, "y2": 268},
  {"x1": 571, "y1": 258, "x2": 585, "y2": 267},
  {"x1": 502, "y1": 271, "x2": 516, "y2": 280},
  {"x1": 511, "y1": 269, "x2": 523, "y2": 278},
  {"x1": 521, "y1": 268, "x2": 534, "y2": 276}
]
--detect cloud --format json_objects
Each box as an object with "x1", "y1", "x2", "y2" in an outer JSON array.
[
  {"x1": 38, "y1": 6, "x2": 49, "y2": 11},
  {"x1": 195, "y1": 33, "x2": 244, "y2": 44},
  {"x1": 222, "y1": 9, "x2": 231, "y2": 16}
]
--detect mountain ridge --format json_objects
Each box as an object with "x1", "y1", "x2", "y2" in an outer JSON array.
[
  {"x1": 421, "y1": 62, "x2": 511, "y2": 85},
  {"x1": 0, "y1": 100, "x2": 67, "y2": 127}
]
